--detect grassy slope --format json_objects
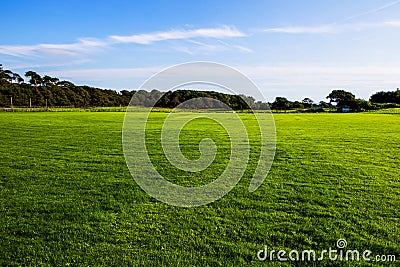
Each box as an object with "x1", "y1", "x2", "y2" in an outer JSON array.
[{"x1": 0, "y1": 112, "x2": 399, "y2": 266}]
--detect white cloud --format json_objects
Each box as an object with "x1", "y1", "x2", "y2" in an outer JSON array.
[
  {"x1": 109, "y1": 26, "x2": 246, "y2": 44},
  {"x1": 0, "y1": 38, "x2": 107, "y2": 57},
  {"x1": 216, "y1": 40, "x2": 253, "y2": 53},
  {"x1": 262, "y1": 25, "x2": 336, "y2": 34},
  {"x1": 261, "y1": 19, "x2": 400, "y2": 35},
  {"x1": 186, "y1": 40, "x2": 221, "y2": 51},
  {"x1": 236, "y1": 65, "x2": 400, "y2": 77},
  {"x1": 342, "y1": 0, "x2": 400, "y2": 22},
  {"x1": 173, "y1": 39, "x2": 252, "y2": 54},
  {"x1": 261, "y1": 0, "x2": 400, "y2": 35},
  {"x1": 0, "y1": 26, "x2": 247, "y2": 61},
  {"x1": 382, "y1": 20, "x2": 400, "y2": 27},
  {"x1": 46, "y1": 66, "x2": 165, "y2": 81},
  {"x1": 263, "y1": 0, "x2": 400, "y2": 35}
]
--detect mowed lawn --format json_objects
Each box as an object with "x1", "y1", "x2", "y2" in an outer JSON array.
[{"x1": 0, "y1": 112, "x2": 399, "y2": 266}]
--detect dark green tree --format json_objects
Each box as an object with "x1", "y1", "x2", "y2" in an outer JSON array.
[
  {"x1": 25, "y1": 71, "x2": 42, "y2": 86},
  {"x1": 326, "y1": 90, "x2": 355, "y2": 106},
  {"x1": 302, "y1": 97, "x2": 314, "y2": 108},
  {"x1": 42, "y1": 75, "x2": 59, "y2": 86},
  {"x1": 13, "y1": 73, "x2": 24, "y2": 84},
  {"x1": 318, "y1": 101, "x2": 332, "y2": 109},
  {"x1": 370, "y1": 89, "x2": 400, "y2": 104},
  {"x1": 272, "y1": 97, "x2": 292, "y2": 111}
]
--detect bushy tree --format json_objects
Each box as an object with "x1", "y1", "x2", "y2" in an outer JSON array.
[
  {"x1": 25, "y1": 71, "x2": 42, "y2": 86},
  {"x1": 42, "y1": 75, "x2": 59, "y2": 86},
  {"x1": 370, "y1": 89, "x2": 400, "y2": 104},
  {"x1": 302, "y1": 97, "x2": 314, "y2": 108},
  {"x1": 326, "y1": 90, "x2": 355, "y2": 106},
  {"x1": 272, "y1": 97, "x2": 292, "y2": 110}
]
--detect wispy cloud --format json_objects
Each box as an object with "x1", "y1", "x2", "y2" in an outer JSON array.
[
  {"x1": 0, "y1": 38, "x2": 107, "y2": 57},
  {"x1": 172, "y1": 39, "x2": 252, "y2": 54},
  {"x1": 109, "y1": 26, "x2": 246, "y2": 44},
  {"x1": 262, "y1": 25, "x2": 336, "y2": 34},
  {"x1": 0, "y1": 26, "x2": 247, "y2": 61},
  {"x1": 382, "y1": 20, "x2": 400, "y2": 27},
  {"x1": 342, "y1": 0, "x2": 400, "y2": 22},
  {"x1": 262, "y1": 0, "x2": 400, "y2": 35},
  {"x1": 186, "y1": 40, "x2": 221, "y2": 51},
  {"x1": 217, "y1": 40, "x2": 253, "y2": 53},
  {"x1": 46, "y1": 66, "x2": 164, "y2": 81},
  {"x1": 237, "y1": 65, "x2": 400, "y2": 78},
  {"x1": 261, "y1": 19, "x2": 400, "y2": 35}
]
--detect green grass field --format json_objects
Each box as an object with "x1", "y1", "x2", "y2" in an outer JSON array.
[{"x1": 0, "y1": 112, "x2": 399, "y2": 266}]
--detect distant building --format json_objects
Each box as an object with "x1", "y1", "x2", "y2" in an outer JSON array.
[{"x1": 337, "y1": 106, "x2": 351, "y2": 112}]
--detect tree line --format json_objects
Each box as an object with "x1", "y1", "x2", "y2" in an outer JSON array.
[{"x1": 1, "y1": 64, "x2": 399, "y2": 111}]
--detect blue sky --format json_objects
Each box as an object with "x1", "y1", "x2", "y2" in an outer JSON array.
[{"x1": 1, "y1": 0, "x2": 400, "y2": 102}]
